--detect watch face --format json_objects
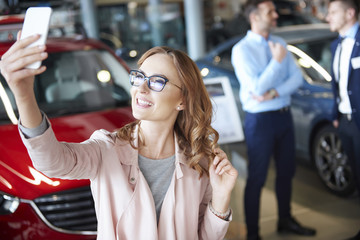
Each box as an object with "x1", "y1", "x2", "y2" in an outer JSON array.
[{"x1": 270, "y1": 89, "x2": 276, "y2": 98}]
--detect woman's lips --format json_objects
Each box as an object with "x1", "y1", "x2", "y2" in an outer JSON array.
[{"x1": 136, "y1": 97, "x2": 154, "y2": 108}]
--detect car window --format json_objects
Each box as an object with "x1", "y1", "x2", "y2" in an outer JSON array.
[
  {"x1": 0, "y1": 27, "x2": 18, "y2": 42},
  {"x1": 98, "y1": 51, "x2": 131, "y2": 91},
  {"x1": 0, "y1": 49, "x2": 131, "y2": 124},
  {"x1": 277, "y1": 14, "x2": 323, "y2": 27},
  {"x1": 0, "y1": 76, "x2": 17, "y2": 123},
  {"x1": 209, "y1": 36, "x2": 334, "y2": 87},
  {"x1": 290, "y1": 39, "x2": 333, "y2": 85}
]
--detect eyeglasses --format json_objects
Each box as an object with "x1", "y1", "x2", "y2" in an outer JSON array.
[{"x1": 129, "y1": 70, "x2": 182, "y2": 92}]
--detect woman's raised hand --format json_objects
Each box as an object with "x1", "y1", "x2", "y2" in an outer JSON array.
[
  {"x1": 0, "y1": 32, "x2": 47, "y2": 100},
  {"x1": 209, "y1": 148, "x2": 238, "y2": 214},
  {"x1": 0, "y1": 32, "x2": 48, "y2": 128}
]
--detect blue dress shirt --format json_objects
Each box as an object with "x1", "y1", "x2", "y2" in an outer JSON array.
[
  {"x1": 340, "y1": 22, "x2": 359, "y2": 39},
  {"x1": 231, "y1": 30, "x2": 303, "y2": 113}
]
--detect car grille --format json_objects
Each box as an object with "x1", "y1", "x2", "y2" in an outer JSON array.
[{"x1": 33, "y1": 186, "x2": 97, "y2": 232}]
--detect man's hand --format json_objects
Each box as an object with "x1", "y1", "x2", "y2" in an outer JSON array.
[
  {"x1": 269, "y1": 41, "x2": 286, "y2": 63},
  {"x1": 252, "y1": 89, "x2": 278, "y2": 102}
]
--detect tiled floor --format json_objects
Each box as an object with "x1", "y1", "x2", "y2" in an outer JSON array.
[{"x1": 223, "y1": 142, "x2": 360, "y2": 240}]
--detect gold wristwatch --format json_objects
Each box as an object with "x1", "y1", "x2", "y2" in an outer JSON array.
[{"x1": 269, "y1": 89, "x2": 278, "y2": 99}]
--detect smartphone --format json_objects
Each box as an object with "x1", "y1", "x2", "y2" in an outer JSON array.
[{"x1": 20, "y1": 7, "x2": 52, "y2": 69}]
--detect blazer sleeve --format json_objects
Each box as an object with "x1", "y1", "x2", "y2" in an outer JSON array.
[
  {"x1": 19, "y1": 121, "x2": 114, "y2": 180},
  {"x1": 198, "y1": 180, "x2": 231, "y2": 240}
]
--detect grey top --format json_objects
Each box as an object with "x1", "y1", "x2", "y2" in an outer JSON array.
[{"x1": 138, "y1": 154, "x2": 175, "y2": 224}]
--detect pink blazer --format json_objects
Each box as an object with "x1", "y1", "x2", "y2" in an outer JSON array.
[{"x1": 20, "y1": 125, "x2": 230, "y2": 240}]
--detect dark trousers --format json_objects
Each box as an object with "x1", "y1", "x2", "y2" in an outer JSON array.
[
  {"x1": 244, "y1": 110, "x2": 296, "y2": 238},
  {"x1": 338, "y1": 114, "x2": 360, "y2": 194}
]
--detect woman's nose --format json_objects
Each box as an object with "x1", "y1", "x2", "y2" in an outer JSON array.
[{"x1": 138, "y1": 79, "x2": 150, "y2": 92}]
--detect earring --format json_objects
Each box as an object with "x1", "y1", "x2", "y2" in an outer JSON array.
[{"x1": 177, "y1": 106, "x2": 181, "y2": 110}]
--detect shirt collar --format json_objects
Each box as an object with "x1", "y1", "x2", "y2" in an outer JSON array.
[
  {"x1": 247, "y1": 30, "x2": 271, "y2": 45},
  {"x1": 340, "y1": 22, "x2": 359, "y2": 39}
]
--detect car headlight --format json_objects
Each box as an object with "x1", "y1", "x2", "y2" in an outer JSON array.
[
  {"x1": 0, "y1": 192, "x2": 20, "y2": 215},
  {"x1": 200, "y1": 67, "x2": 209, "y2": 77}
]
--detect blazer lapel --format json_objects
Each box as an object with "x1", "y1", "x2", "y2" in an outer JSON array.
[
  {"x1": 348, "y1": 26, "x2": 360, "y2": 80},
  {"x1": 330, "y1": 37, "x2": 341, "y2": 82}
]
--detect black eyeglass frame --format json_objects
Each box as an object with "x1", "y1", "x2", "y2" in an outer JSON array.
[{"x1": 129, "y1": 70, "x2": 182, "y2": 92}]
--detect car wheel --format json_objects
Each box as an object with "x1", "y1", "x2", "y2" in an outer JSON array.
[{"x1": 312, "y1": 125, "x2": 355, "y2": 196}]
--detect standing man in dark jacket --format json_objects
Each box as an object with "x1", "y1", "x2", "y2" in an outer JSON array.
[{"x1": 326, "y1": 1, "x2": 360, "y2": 239}]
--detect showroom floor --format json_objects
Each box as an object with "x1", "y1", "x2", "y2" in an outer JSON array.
[{"x1": 223, "y1": 142, "x2": 360, "y2": 240}]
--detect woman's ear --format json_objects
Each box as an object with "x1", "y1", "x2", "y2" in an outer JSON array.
[
  {"x1": 176, "y1": 104, "x2": 185, "y2": 111},
  {"x1": 176, "y1": 101, "x2": 185, "y2": 111},
  {"x1": 176, "y1": 96, "x2": 186, "y2": 111}
]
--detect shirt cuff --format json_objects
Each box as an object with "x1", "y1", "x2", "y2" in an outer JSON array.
[{"x1": 18, "y1": 112, "x2": 49, "y2": 139}]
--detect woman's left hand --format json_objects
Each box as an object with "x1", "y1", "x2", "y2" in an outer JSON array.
[{"x1": 209, "y1": 148, "x2": 238, "y2": 213}]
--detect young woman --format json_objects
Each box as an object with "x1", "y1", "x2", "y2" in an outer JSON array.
[{"x1": 0, "y1": 34, "x2": 238, "y2": 240}]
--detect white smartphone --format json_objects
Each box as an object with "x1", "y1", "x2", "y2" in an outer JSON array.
[{"x1": 20, "y1": 7, "x2": 52, "y2": 69}]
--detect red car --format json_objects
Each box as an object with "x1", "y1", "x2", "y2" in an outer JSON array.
[{"x1": 0, "y1": 16, "x2": 134, "y2": 239}]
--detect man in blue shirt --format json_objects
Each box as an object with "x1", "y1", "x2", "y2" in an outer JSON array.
[
  {"x1": 231, "y1": 0, "x2": 316, "y2": 239},
  {"x1": 326, "y1": 1, "x2": 360, "y2": 239}
]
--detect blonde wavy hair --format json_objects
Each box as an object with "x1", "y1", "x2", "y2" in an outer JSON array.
[{"x1": 117, "y1": 46, "x2": 219, "y2": 177}]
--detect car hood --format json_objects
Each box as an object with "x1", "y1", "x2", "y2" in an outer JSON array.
[{"x1": 0, "y1": 107, "x2": 133, "y2": 200}]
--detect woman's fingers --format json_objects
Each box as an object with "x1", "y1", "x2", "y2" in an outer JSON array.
[
  {"x1": 1, "y1": 36, "x2": 47, "y2": 82},
  {"x1": 1, "y1": 51, "x2": 47, "y2": 81},
  {"x1": 1, "y1": 34, "x2": 46, "y2": 74},
  {"x1": 212, "y1": 148, "x2": 230, "y2": 175},
  {"x1": 214, "y1": 158, "x2": 230, "y2": 174},
  {"x1": 211, "y1": 148, "x2": 238, "y2": 179},
  {"x1": 213, "y1": 148, "x2": 227, "y2": 165},
  {"x1": 3, "y1": 43, "x2": 46, "y2": 67},
  {"x1": 8, "y1": 49, "x2": 47, "y2": 71},
  {"x1": 17, "y1": 30, "x2": 21, "y2": 40},
  {"x1": 2, "y1": 34, "x2": 40, "y2": 60},
  {"x1": 9, "y1": 66, "x2": 47, "y2": 81},
  {"x1": 218, "y1": 164, "x2": 232, "y2": 175}
]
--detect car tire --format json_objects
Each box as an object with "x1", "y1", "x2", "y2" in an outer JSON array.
[{"x1": 312, "y1": 125, "x2": 356, "y2": 197}]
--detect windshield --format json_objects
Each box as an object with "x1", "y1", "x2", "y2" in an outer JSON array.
[
  {"x1": 290, "y1": 39, "x2": 333, "y2": 86},
  {"x1": 0, "y1": 49, "x2": 131, "y2": 124},
  {"x1": 210, "y1": 36, "x2": 334, "y2": 87}
]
